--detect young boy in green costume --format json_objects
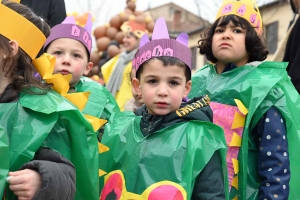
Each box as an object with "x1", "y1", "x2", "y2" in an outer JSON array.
[{"x1": 99, "y1": 17, "x2": 227, "y2": 200}]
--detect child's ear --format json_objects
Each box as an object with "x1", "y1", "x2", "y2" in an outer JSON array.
[
  {"x1": 83, "y1": 62, "x2": 93, "y2": 76},
  {"x1": 132, "y1": 77, "x2": 141, "y2": 94},
  {"x1": 183, "y1": 80, "x2": 192, "y2": 98},
  {"x1": 8, "y1": 40, "x2": 19, "y2": 57}
]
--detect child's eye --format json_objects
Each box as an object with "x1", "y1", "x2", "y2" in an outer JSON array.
[
  {"x1": 53, "y1": 51, "x2": 62, "y2": 55},
  {"x1": 147, "y1": 79, "x2": 157, "y2": 84},
  {"x1": 169, "y1": 80, "x2": 179, "y2": 86},
  {"x1": 73, "y1": 54, "x2": 82, "y2": 58},
  {"x1": 233, "y1": 29, "x2": 242, "y2": 33},
  {"x1": 215, "y1": 28, "x2": 223, "y2": 33}
]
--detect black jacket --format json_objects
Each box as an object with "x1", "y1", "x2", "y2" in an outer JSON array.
[
  {"x1": 283, "y1": 15, "x2": 300, "y2": 94},
  {"x1": 21, "y1": 148, "x2": 76, "y2": 200},
  {"x1": 21, "y1": 0, "x2": 66, "y2": 27},
  {"x1": 135, "y1": 96, "x2": 226, "y2": 200}
]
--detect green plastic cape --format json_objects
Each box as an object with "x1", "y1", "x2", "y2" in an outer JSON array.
[
  {"x1": 189, "y1": 61, "x2": 300, "y2": 199},
  {"x1": 99, "y1": 111, "x2": 227, "y2": 199},
  {"x1": 0, "y1": 90, "x2": 99, "y2": 200},
  {"x1": 75, "y1": 77, "x2": 120, "y2": 119}
]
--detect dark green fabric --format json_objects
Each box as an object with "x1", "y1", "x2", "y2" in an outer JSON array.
[
  {"x1": 100, "y1": 110, "x2": 227, "y2": 199},
  {"x1": 189, "y1": 61, "x2": 300, "y2": 200},
  {"x1": 0, "y1": 90, "x2": 99, "y2": 200}
]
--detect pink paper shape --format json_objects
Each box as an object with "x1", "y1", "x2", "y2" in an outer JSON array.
[
  {"x1": 222, "y1": 4, "x2": 233, "y2": 14},
  {"x1": 210, "y1": 102, "x2": 244, "y2": 190},
  {"x1": 237, "y1": 4, "x2": 246, "y2": 15},
  {"x1": 250, "y1": 14, "x2": 257, "y2": 24},
  {"x1": 71, "y1": 25, "x2": 80, "y2": 37},
  {"x1": 148, "y1": 185, "x2": 184, "y2": 200},
  {"x1": 100, "y1": 173, "x2": 122, "y2": 200}
]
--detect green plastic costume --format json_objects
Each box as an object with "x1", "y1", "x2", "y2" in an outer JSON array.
[
  {"x1": 0, "y1": 90, "x2": 99, "y2": 200},
  {"x1": 75, "y1": 77, "x2": 120, "y2": 120},
  {"x1": 99, "y1": 111, "x2": 227, "y2": 199},
  {"x1": 189, "y1": 61, "x2": 300, "y2": 199}
]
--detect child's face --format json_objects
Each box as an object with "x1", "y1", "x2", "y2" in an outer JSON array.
[
  {"x1": 133, "y1": 59, "x2": 191, "y2": 115},
  {"x1": 46, "y1": 38, "x2": 93, "y2": 87},
  {"x1": 122, "y1": 33, "x2": 139, "y2": 52},
  {"x1": 212, "y1": 20, "x2": 249, "y2": 67}
]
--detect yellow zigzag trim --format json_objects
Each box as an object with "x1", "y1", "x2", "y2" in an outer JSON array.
[
  {"x1": 229, "y1": 132, "x2": 242, "y2": 147},
  {"x1": 32, "y1": 53, "x2": 106, "y2": 132}
]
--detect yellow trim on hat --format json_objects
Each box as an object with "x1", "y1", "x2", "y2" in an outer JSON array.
[
  {"x1": 215, "y1": 0, "x2": 263, "y2": 35},
  {"x1": 0, "y1": 0, "x2": 46, "y2": 59}
]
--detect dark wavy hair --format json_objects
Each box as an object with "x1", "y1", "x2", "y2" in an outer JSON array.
[
  {"x1": 136, "y1": 56, "x2": 191, "y2": 82},
  {"x1": 198, "y1": 15, "x2": 269, "y2": 63},
  {"x1": 0, "y1": 1, "x2": 51, "y2": 103}
]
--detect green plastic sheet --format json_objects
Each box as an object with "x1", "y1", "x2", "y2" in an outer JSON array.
[{"x1": 189, "y1": 61, "x2": 300, "y2": 199}]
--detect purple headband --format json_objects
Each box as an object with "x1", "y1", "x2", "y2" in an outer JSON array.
[
  {"x1": 133, "y1": 17, "x2": 191, "y2": 72},
  {"x1": 44, "y1": 14, "x2": 92, "y2": 55}
]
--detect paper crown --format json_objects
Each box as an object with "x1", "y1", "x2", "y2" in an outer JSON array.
[
  {"x1": 44, "y1": 14, "x2": 93, "y2": 55},
  {"x1": 215, "y1": 0, "x2": 262, "y2": 35},
  {"x1": 0, "y1": 0, "x2": 46, "y2": 59},
  {"x1": 121, "y1": 20, "x2": 147, "y2": 38},
  {"x1": 133, "y1": 17, "x2": 191, "y2": 72}
]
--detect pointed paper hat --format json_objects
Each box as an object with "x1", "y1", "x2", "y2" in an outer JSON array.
[
  {"x1": 121, "y1": 20, "x2": 147, "y2": 38},
  {"x1": 133, "y1": 17, "x2": 191, "y2": 72},
  {"x1": 44, "y1": 14, "x2": 93, "y2": 55},
  {"x1": 0, "y1": 0, "x2": 46, "y2": 59},
  {"x1": 215, "y1": 0, "x2": 263, "y2": 35}
]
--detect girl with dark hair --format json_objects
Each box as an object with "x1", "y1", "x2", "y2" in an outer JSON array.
[
  {"x1": 0, "y1": 1, "x2": 99, "y2": 199},
  {"x1": 189, "y1": 0, "x2": 300, "y2": 199}
]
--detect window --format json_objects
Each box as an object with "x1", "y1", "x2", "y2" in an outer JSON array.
[{"x1": 266, "y1": 21, "x2": 278, "y2": 54}]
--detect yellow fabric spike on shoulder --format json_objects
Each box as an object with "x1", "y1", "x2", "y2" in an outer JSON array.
[{"x1": 32, "y1": 53, "x2": 106, "y2": 132}]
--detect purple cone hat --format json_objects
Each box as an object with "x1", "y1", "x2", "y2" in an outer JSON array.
[
  {"x1": 133, "y1": 17, "x2": 191, "y2": 72},
  {"x1": 44, "y1": 14, "x2": 93, "y2": 55}
]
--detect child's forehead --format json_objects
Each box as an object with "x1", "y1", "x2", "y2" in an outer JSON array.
[{"x1": 48, "y1": 38, "x2": 86, "y2": 51}]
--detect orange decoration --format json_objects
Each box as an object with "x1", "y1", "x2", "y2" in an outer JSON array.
[
  {"x1": 135, "y1": 15, "x2": 145, "y2": 23},
  {"x1": 96, "y1": 37, "x2": 111, "y2": 51},
  {"x1": 127, "y1": 1, "x2": 136, "y2": 12},
  {"x1": 110, "y1": 15, "x2": 122, "y2": 29},
  {"x1": 107, "y1": 45, "x2": 121, "y2": 58},
  {"x1": 115, "y1": 31, "x2": 125, "y2": 44},
  {"x1": 106, "y1": 27, "x2": 118, "y2": 40},
  {"x1": 124, "y1": 8, "x2": 133, "y2": 15},
  {"x1": 90, "y1": 51, "x2": 101, "y2": 66},
  {"x1": 94, "y1": 26, "x2": 106, "y2": 39},
  {"x1": 146, "y1": 21, "x2": 155, "y2": 32}
]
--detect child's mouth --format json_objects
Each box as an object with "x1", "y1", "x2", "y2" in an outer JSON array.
[{"x1": 60, "y1": 70, "x2": 70, "y2": 75}]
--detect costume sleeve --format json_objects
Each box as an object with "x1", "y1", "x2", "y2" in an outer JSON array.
[
  {"x1": 255, "y1": 106, "x2": 290, "y2": 200},
  {"x1": 21, "y1": 147, "x2": 76, "y2": 200},
  {"x1": 48, "y1": 0, "x2": 67, "y2": 27},
  {"x1": 191, "y1": 150, "x2": 225, "y2": 200}
]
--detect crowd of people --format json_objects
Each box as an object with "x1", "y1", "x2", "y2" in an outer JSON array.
[{"x1": 1, "y1": 0, "x2": 300, "y2": 199}]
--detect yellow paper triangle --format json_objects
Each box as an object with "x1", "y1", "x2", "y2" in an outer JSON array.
[
  {"x1": 84, "y1": 114, "x2": 107, "y2": 131},
  {"x1": 229, "y1": 132, "x2": 242, "y2": 147},
  {"x1": 233, "y1": 195, "x2": 238, "y2": 200},
  {"x1": 98, "y1": 142, "x2": 109, "y2": 153},
  {"x1": 232, "y1": 175, "x2": 239, "y2": 189},
  {"x1": 65, "y1": 92, "x2": 90, "y2": 111},
  {"x1": 232, "y1": 158, "x2": 239, "y2": 174},
  {"x1": 231, "y1": 111, "x2": 245, "y2": 129},
  {"x1": 99, "y1": 169, "x2": 107, "y2": 177},
  {"x1": 234, "y1": 99, "x2": 248, "y2": 115}
]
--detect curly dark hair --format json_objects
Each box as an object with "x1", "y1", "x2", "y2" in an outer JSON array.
[
  {"x1": 0, "y1": 1, "x2": 51, "y2": 103},
  {"x1": 198, "y1": 15, "x2": 269, "y2": 63},
  {"x1": 136, "y1": 56, "x2": 191, "y2": 82}
]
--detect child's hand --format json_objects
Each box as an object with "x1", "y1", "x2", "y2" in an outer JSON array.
[{"x1": 8, "y1": 169, "x2": 41, "y2": 200}]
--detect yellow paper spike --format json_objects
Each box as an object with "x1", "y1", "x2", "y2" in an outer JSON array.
[
  {"x1": 99, "y1": 169, "x2": 107, "y2": 177},
  {"x1": 231, "y1": 111, "x2": 246, "y2": 129},
  {"x1": 229, "y1": 132, "x2": 242, "y2": 147},
  {"x1": 10, "y1": 0, "x2": 21, "y2": 3},
  {"x1": 232, "y1": 158, "x2": 239, "y2": 174},
  {"x1": 233, "y1": 195, "x2": 238, "y2": 200},
  {"x1": 234, "y1": 99, "x2": 248, "y2": 115},
  {"x1": 65, "y1": 92, "x2": 90, "y2": 111},
  {"x1": 0, "y1": 2, "x2": 46, "y2": 59},
  {"x1": 47, "y1": 75, "x2": 72, "y2": 96},
  {"x1": 32, "y1": 53, "x2": 55, "y2": 78},
  {"x1": 98, "y1": 142, "x2": 109, "y2": 153},
  {"x1": 84, "y1": 114, "x2": 107, "y2": 131},
  {"x1": 232, "y1": 175, "x2": 239, "y2": 189}
]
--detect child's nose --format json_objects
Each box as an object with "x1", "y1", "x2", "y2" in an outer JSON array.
[
  {"x1": 62, "y1": 55, "x2": 71, "y2": 65},
  {"x1": 222, "y1": 30, "x2": 231, "y2": 40},
  {"x1": 157, "y1": 85, "x2": 168, "y2": 96}
]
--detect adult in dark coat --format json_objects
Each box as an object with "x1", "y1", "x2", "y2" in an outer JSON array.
[
  {"x1": 283, "y1": 0, "x2": 300, "y2": 93},
  {"x1": 21, "y1": 0, "x2": 66, "y2": 27}
]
